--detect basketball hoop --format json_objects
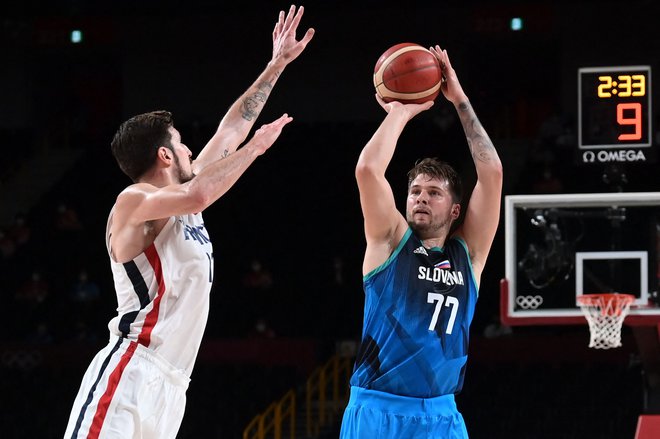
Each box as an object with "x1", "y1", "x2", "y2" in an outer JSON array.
[{"x1": 576, "y1": 293, "x2": 635, "y2": 349}]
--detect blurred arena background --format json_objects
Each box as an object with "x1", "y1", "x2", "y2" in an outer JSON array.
[{"x1": 1, "y1": 0, "x2": 659, "y2": 437}]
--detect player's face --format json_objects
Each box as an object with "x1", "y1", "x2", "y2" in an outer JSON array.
[
  {"x1": 406, "y1": 174, "x2": 459, "y2": 237},
  {"x1": 168, "y1": 127, "x2": 194, "y2": 183}
]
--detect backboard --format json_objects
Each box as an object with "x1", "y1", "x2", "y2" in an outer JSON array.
[{"x1": 501, "y1": 192, "x2": 660, "y2": 326}]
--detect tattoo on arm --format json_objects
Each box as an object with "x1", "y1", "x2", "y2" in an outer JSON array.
[
  {"x1": 222, "y1": 149, "x2": 230, "y2": 158},
  {"x1": 241, "y1": 81, "x2": 273, "y2": 121},
  {"x1": 457, "y1": 101, "x2": 496, "y2": 164}
]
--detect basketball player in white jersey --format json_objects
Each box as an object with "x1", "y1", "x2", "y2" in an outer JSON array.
[{"x1": 64, "y1": 6, "x2": 314, "y2": 438}]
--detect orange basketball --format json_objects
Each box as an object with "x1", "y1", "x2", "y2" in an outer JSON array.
[{"x1": 373, "y1": 43, "x2": 442, "y2": 104}]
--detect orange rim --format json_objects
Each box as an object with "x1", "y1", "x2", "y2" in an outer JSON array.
[{"x1": 577, "y1": 293, "x2": 635, "y2": 316}]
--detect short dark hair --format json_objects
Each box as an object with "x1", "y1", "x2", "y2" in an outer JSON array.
[
  {"x1": 110, "y1": 110, "x2": 174, "y2": 182},
  {"x1": 407, "y1": 157, "x2": 462, "y2": 203}
]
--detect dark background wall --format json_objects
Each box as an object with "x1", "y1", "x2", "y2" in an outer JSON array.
[{"x1": 1, "y1": 0, "x2": 659, "y2": 437}]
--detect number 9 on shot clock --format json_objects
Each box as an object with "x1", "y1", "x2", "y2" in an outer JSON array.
[{"x1": 578, "y1": 66, "x2": 652, "y2": 149}]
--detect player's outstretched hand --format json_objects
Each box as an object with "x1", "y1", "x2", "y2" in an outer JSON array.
[
  {"x1": 249, "y1": 114, "x2": 293, "y2": 156},
  {"x1": 429, "y1": 45, "x2": 467, "y2": 104},
  {"x1": 375, "y1": 94, "x2": 434, "y2": 120},
  {"x1": 271, "y1": 5, "x2": 315, "y2": 68}
]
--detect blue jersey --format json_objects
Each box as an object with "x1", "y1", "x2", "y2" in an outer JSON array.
[{"x1": 350, "y1": 228, "x2": 478, "y2": 398}]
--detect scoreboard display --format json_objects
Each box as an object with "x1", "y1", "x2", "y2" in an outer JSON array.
[{"x1": 578, "y1": 66, "x2": 652, "y2": 150}]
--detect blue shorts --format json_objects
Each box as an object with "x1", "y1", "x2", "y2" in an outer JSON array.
[{"x1": 340, "y1": 386, "x2": 468, "y2": 439}]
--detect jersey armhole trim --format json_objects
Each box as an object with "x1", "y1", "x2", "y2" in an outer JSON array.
[
  {"x1": 453, "y1": 236, "x2": 479, "y2": 296},
  {"x1": 363, "y1": 228, "x2": 412, "y2": 282}
]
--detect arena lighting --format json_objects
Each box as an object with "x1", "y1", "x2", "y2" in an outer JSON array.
[
  {"x1": 510, "y1": 17, "x2": 523, "y2": 31},
  {"x1": 70, "y1": 30, "x2": 82, "y2": 44}
]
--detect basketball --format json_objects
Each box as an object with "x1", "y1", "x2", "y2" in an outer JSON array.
[{"x1": 373, "y1": 42, "x2": 443, "y2": 104}]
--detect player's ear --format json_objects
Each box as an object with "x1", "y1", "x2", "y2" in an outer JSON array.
[
  {"x1": 157, "y1": 147, "x2": 172, "y2": 164},
  {"x1": 449, "y1": 205, "x2": 460, "y2": 222}
]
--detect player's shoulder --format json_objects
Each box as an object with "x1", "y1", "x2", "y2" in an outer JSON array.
[
  {"x1": 120, "y1": 182, "x2": 158, "y2": 196},
  {"x1": 112, "y1": 183, "x2": 158, "y2": 224},
  {"x1": 448, "y1": 232, "x2": 469, "y2": 253},
  {"x1": 115, "y1": 183, "x2": 157, "y2": 205}
]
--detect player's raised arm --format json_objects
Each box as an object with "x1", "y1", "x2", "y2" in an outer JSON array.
[
  {"x1": 356, "y1": 96, "x2": 433, "y2": 274},
  {"x1": 193, "y1": 5, "x2": 314, "y2": 173},
  {"x1": 431, "y1": 45, "x2": 503, "y2": 281},
  {"x1": 116, "y1": 114, "x2": 293, "y2": 225}
]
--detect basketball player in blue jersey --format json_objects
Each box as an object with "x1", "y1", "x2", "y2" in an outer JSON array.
[
  {"x1": 64, "y1": 6, "x2": 314, "y2": 439},
  {"x1": 340, "y1": 45, "x2": 503, "y2": 439}
]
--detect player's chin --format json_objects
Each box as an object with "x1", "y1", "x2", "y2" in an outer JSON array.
[
  {"x1": 408, "y1": 218, "x2": 432, "y2": 232},
  {"x1": 411, "y1": 212, "x2": 432, "y2": 222}
]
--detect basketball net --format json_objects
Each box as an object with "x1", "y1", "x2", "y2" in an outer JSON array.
[{"x1": 576, "y1": 293, "x2": 635, "y2": 349}]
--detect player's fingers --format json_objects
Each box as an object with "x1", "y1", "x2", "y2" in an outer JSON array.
[
  {"x1": 276, "y1": 11, "x2": 285, "y2": 33},
  {"x1": 431, "y1": 46, "x2": 446, "y2": 68},
  {"x1": 273, "y1": 13, "x2": 285, "y2": 41},
  {"x1": 429, "y1": 46, "x2": 446, "y2": 71},
  {"x1": 272, "y1": 113, "x2": 293, "y2": 127},
  {"x1": 282, "y1": 5, "x2": 296, "y2": 32},
  {"x1": 289, "y1": 5, "x2": 304, "y2": 31},
  {"x1": 300, "y1": 28, "x2": 315, "y2": 45},
  {"x1": 442, "y1": 50, "x2": 453, "y2": 70},
  {"x1": 374, "y1": 94, "x2": 393, "y2": 112}
]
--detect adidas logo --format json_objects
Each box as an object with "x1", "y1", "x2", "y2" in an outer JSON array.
[{"x1": 413, "y1": 246, "x2": 428, "y2": 256}]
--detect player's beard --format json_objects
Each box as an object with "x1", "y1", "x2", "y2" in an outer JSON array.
[
  {"x1": 407, "y1": 212, "x2": 452, "y2": 238},
  {"x1": 173, "y1": 154, "x2": 194, "y2": 183}
]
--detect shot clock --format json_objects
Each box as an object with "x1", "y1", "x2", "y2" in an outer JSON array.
[{"x1": 578, "y1": 66, "x2": 652, "y2": 149}]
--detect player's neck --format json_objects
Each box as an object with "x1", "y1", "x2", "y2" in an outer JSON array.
[
  {"x1": 413, "y1": 225, "x2": 450, "y2": 249},
  {"x1": 139, "y1": 168, "x2": 177, "y2": 188},
  {"x1": 421, "y1": 237, "x2": 446, "y2": 249}
]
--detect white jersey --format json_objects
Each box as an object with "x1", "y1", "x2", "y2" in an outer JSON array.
[
  {"x1": 65, "y1": 211, "x2": 214, "y2": 438},
  {"x1": 106, "y1": 209, "x2": 213, "y2": 377}
]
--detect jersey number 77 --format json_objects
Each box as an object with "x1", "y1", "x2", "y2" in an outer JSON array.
[{"x1": 427, "y1": 293, "x2": 459, "y2": 334}]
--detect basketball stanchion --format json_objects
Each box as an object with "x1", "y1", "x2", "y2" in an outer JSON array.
[{"x1": 577, "y1": 293, "x2": 636, "y2": 349}]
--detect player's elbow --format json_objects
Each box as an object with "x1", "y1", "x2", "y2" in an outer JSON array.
[
  {"x1": 491, "y1": 159, "x2": 504, "y2": 180},
  {"x1": 215, "y1": 127, "x2": 245, "y2": 151},
  {"x1": 355, "y1": 161, "x2": 380, "y2": 183},
  {"x1": 480, "y1": 158, "x2": 503, "y2": 185},
  {"x1": 186, "y1": 182, "x2": 214, "y2": 212}
]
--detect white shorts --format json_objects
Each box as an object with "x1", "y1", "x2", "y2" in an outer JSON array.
[{"x1": 64, "y1": 335, "x2": 190, "y2": 439}]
